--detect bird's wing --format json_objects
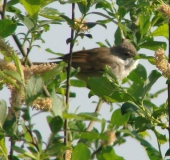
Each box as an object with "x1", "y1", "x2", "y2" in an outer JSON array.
[{"x1": 62, "y1": 47, "x2": 120, "y2": 73}]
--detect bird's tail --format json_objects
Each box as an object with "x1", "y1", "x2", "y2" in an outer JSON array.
[{"x1": 33, "y1": 57, "x2": 63, "y2": 65}]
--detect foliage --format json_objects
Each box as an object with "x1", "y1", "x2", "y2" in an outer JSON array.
[{"x1": 0, "y1": 0, "x2": 169, "y2": 160}]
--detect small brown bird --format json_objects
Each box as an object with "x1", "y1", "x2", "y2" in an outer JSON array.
[
  {"x1": 52, "y1": 39, "x2": 138, "y2": 82},
  {"x1": 34, "y1": 39, "x2": 138, "y2": 82}
]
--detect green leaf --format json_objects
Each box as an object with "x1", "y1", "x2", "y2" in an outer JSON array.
[
  {"x1": 88, "y1": 77, "x2": 115, "y2": 97},
  {"x1": 67, "y1": 0, "x2": 87, "y2": 3},
  {"x1": 104, "y1": 65, "x2": 119, "y2": 83},
  {"x1": 96, "y1": 19, "x2": 112, "y2": 25},
  {"x1": 47, "y1": 116, "x2": 63, "y2": 134},
  {"x1": 95, "y1": 1, "x2": 112, "y2": 10},
  {"x1": 27, "y1": 147, "x2": 38, "y2": 154},
  {"x1": 66, "y1": 38, "x2": 74, "y2": 45},
  {"x1": 0, "y1": 19, "x2": 17, "y2": 38},
  {"x1": 12, "y1": 146, "x2": 37, "y2": 159},
  {"x1": 96, "y1": 42, "x2": 107, "y2": 47},
  {"x1": 118, "y1": 23, "x2": 131, "y2": 34},
  {"x1": 152, "y1": 24, "x2": 168, "y2": 39},
  {"x1": 3, "y1": 70, "x2": 23, "y2": 85},
  {"x1": 165, "y1": 148, "x2": 170, "y2": 156},
  {"x1": 16, "y1": 14, "x2": 34, "y2": 30},
  {"x1": 111, "y1": 109, "x2": 130, "y2": 126},
  {"x1": 0, "y1": 134, "x2": 8, "y2": 159},
  {"x1": 133, "y1": 131, "x2": 162, "y2": 159},
  {"x1": 78, "y1": 112, "x2": 100, "y2": 120},
  {"x1": 128, "y1": 64, "x2": 147, "y2": 82},
  {"x1": 0, "y1": 71, "x2": 20, "y2": 89},
  {"x1": 80, "y1": 132, "x2": 108, "y2": 140},
  {"x1": 121, "y1": 102, "x2": 138, "y2": 115},
  {"x1": 60, "y1": 15, "x2": 75, "y2": 28},
  {"x1": 21, "y1": 107, "x2": 30, "y2": 121},
  {"x1": 7, "y1": 0, "x2": 20, "y2": 6},
  {"x1": 128, "y1": 70, "x2": 161, "y2": 100},
  {"x1": 143, "y1": 100, "x2": 157, "y2": 114},
  {"x1": 106, "y1": 92, "x2": 132, "y2": 103},
  {"x1": 140, "y1": 41, "x2": 167, "y2": 50},
  {"x1": 72, "y1": 143, "x2": 91, "y2": 160},
  {"x1": 137, "y1": 54, "x2": 155, "y2": 65},
  {"x1": 3, "y1": 116, "x2": 17, "y2": 136},
  {"x1": 63, "y1": 112, "x2": 100, "y2": 121},
  {"x1": 152, "y1": 106, "x2": 167, "y2": 120},
  {"x1": 12, "y1": 53, "x2": 25, "y2": 85},
  {"x1": 101, "y1": 118, "x2": 106, "y2": 133},
  {"x1": 127, "y1": 64, "x2": 147, "y2": 99},
  {"x1": 6, "y1": 5, "x2": 21, "y2": 14},
  {"x1": 21, "y1": 0, "x2": 40, "y2": 18},
  {"x1": 114, "y1": 27, "x2": 122, "y2": 45},
  {"x1": 78, "y1": 33, "x2": 93, "y2": 39},
  {"x1": 149, "y1": 88, "x2": 167, "y2": 98},
  {"x1": 76, "y1": 120, "x2": 86, "y2": 131},
  {"x1": 33, "y1": 130, "x2": 42, "y2": 150},
  {"x1": 120, "y1": 129, "x2": 135, "y2": 137},
  {"x1": 80, "y1": 132, "x2": 100, "y2": 140},
  {"x1": 0, "y1": 100, "x2": 7, "y2": 127},
  {"x1": 105, "y1": 39, "x2": 112, "y2": 47},
  {"x1": 6, "y1": 0, "x2": 21, "y2": 13},
  {"x1": 85, "y1": 22, "x2": 96, "y2": 29},
  {"x1": 140, "y1": 70, "x2": 161, "y2": 99},
  {"x1": 45, "y1": 48, "x2": 64, "y2": 56},
  {"x1": 135, "y1": 117, "x2": 151, "y2": 132},
  {"x1": 99, "y1": 146, "x2": 125, "y2": 160},
  {"x1": 116, "y1": 0, "x2": 135, "y2": 6},
  {"x1": 77, "y1": 0, "x2": 91, "y2": 14},
  {"x1": 139, "y1": 14, "x2": 151, "y2": 36},
  {"x1": 26, "y1": 75, "x2": 44, "y2": 105},
  {"x1": 39, "y1": 7, "x2": 64, "y2": 20},
  {"x1": 70, "y1": 79, "x2": 86, "y2": 87},
  {"x1": 154, "y1": 129, "x2": 167, "y2": 144},
  {"x1": 42, "y1": 63, "x2": 66, "y2": 83},
  {"x1": 40, "y1": 0, "x2": 56, "y2": 7},
  {"x1": 118, "y1": 7, "x2": 127, "y2": 19},
  {"x1": 51, "y1": 89, "x2": 64, "y2": 117},
  {"x1": 46, "y1": 143, "x2": 70, "y2": 155}
]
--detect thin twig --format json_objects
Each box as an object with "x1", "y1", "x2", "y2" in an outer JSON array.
[
  {"x1": 9, "y1": 137, "x2": 14, "y2": 160},
  {"x1": 12, "y1": 34, "x2": 32, "y2": 66},
  {"x1": 64, "y1": 3, "x2": 75, "y2": 159},
  {"x1": 168, "y1": 19, "x2": 170, "y2": 147},
  {"x1": 86, "y1": 99, "x2": 104, "y2": 131},
  {"x1": 1, "y1": 0, "x2": 7, "y2": 19}
]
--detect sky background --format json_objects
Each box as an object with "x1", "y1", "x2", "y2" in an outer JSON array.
[{"x1": 1, "y1": 1, "x2": 169, "y2": 160}]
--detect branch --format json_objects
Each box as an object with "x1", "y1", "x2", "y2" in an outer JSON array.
[
  {"x1": 64, "y1": 3, "x2": 75, "y2": 160},
  {"x1": 12, "y1": 34, "x2": 32, "y2": 66},
  {"x1": 86, "y1": 99, "x2": 104, "y2": 132},
  {"x1": 168, "y1": 19, "x2": 170, "y2": 147},
  {"x1": 1, "y1": 0, "x2": 7, "y2": 19}
]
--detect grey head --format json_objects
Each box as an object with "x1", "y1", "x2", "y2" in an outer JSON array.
[
  {"x1": 110, "y1": 39, "x2": 137, "y2": 61},
  {"x1": 109, "y1": 39, "x2": 138, "y2": 80}
]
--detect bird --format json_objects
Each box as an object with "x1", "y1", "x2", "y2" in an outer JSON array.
[
  {"x1": 48, "y1": 39, "x2": 138, "y2": 82},
  {"x1": 33, "y1": 39, "x2": 138, "y2": 83}
]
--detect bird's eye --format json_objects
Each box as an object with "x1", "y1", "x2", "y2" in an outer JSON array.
[{"x1": 124, "y1": 52, "x2": 131, "y2": 56}]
